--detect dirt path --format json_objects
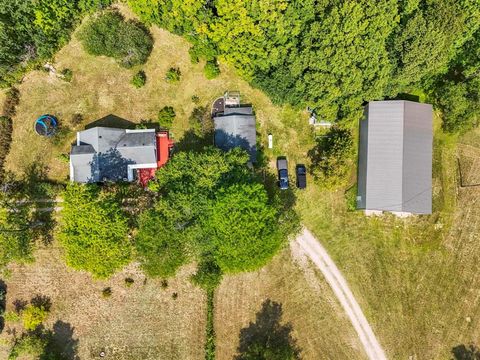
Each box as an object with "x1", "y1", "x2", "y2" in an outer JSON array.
[{"x1": 294, "y1": 228, "x2": 387, "y2": 360}]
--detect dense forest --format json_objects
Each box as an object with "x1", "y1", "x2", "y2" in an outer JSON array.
[{"x1": 1, "y1": 0, "x2": 479, "y2": 130}]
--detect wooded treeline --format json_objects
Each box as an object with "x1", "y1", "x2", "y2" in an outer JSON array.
[
  {"x1": 128, "y1": 0, "x2": 479, "y2": 131},
  {"x1": 1, "y1": 0, "x2": 479, "y2": 130}
]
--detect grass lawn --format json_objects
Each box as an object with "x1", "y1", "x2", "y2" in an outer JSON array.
[
  {"x1": 0, "y1": 244, "x2": 207, "y2": 359},
  {"x1": 215, "y1": 248, "x2": 366, "y2": 359},
  {"x1": 296, "y1": 122, "x2": 480, "y2": 358},
  {"x1": 3, "y1": 3, "x2": 480, "y2": 359},
  {"x1": 0, "y1": 4, "x2": 355, "y2": 359}
]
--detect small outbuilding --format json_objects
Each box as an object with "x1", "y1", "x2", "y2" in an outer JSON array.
[
  {"x1": 357, "y1": 100, "x2": 433, "y2": 215},
  {"x1": 213, "y1": 104, "x2": 257, "y2": 162}
]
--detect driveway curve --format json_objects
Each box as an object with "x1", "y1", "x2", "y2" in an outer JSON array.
[{"x1": 294, "y1": 228, "x2": 387, "y2": 360}]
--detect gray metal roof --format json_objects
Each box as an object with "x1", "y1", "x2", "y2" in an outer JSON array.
[
  {"x1": 224, "y1": 106, "x2": 253, "y2": 116},
  {"x1": 70, "y1": 127, "x2": 156, "y2": 183},
  {"x1": 357, "y1": 100, "x2": 432, "y2": 214},
  {"x1": 214, "y1": 109, "x2": 257, "y2": 162}
]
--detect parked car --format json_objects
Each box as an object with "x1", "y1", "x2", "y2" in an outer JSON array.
[
  {"x1": 296, "y1": 164, "x2": 307, "y2": 189},
  {"x1": 277, "y1": 157, "x2": 289, "y2": 190}
]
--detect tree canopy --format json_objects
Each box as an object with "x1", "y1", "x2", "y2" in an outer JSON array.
[
  {"x1": 203, "y1": 184, "x2": 282, "y2": 273},
  {"x1": 58, "y1": 183, "x2": 131, "y2": 279},
  {"x1": 136, "y1": 147, "x2": 289, "y2": 278},
  {"x1": 128, "y1": 0, "x2": 480, "y2": 128},
  {"x1": 0, "y1": 0, "x2": 113, "y2": 87}
]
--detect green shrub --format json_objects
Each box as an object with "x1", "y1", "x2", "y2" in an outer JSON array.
[
  {"x1": 102, "y1": 287, "x2": 112, "y2": 298},
  {"x1": 158, "y1": 106, "x2": 176, "y2": 128},
  {"x1": 172, "y1": 292, "x2": 178, "y2": 300},
  {"x1": 131, "y1": 70, "x2": 147, "y2": 88},
  {"x1": 21, "y1": 304, "x2": 49, "y2": 331},
  {"x1": 8, "y1": 333, "x2": 48, "y2": 360},
  {"x1": 308, "y1": 126, "x2": 354, "y2": 189},
  {"x1": 78, "y1": 11, "x2": 153, "y2": 68},
  {"x1": 57, "y1": 153, "x2": 69, "y2": 163},
  {"x1": 61, "y1": 68, "x2": 73, "y2": 82},
  {"x1": 191, "y1": 95, "x2": 200, "y2": 104},
  {"x1": 204, "y1": 60, "x2": 220, "y2": 79},
  {"x1": 165, "y1": 67, "x2": 181, "y2": 83},
  {"x1": 124, "y1": 278, "x2": 134, "y2": 287},
  {"x1": 345, "y1": 184, "x2": 358, "y2": 211},
  {"x1": 4, "y1": 311, "x2": 20, "y2": 322}
]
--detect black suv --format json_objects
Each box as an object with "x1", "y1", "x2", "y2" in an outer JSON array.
[
  {"x1": 296, "y1": 164, "x2": 307, "y2": 189},
  {"x1": 277, "y1": 157, "x2": 289, "y2": 190}
]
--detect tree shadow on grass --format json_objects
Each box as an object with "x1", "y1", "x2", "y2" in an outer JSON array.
[
  {"x1": 22, "y1": 162, "x2": 61, "y2": 245},
  {"x1": 46, "y1": 320, "x2": 79, "y2": 360},
  {"x1": 174, "y1": 129, "x2": 214, "y2": 153},
  {"x1": 452, "y1": 344, "x2": 480, "y2": 360},
  {"x1": 235, "y1": 299, "x2": 301, "y2": 360}
]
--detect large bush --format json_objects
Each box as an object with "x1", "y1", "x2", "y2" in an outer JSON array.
[
  {"x1": 78, "y1": 10, "x2": 153, "y2": 68},
  {"x1": 0, "y1": 0, "x2": 113, "y2": 87},
  {"x1": 58, "y1": 183, "x2": 132, "y2": 278},
  {"x1": 309, "y1": 126, "x2": 354, "y2": 189}
]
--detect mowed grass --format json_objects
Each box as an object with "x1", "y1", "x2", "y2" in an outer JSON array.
[
  {"x1": 1, "y1": 4, "x2": 359, "y2": 360},
  {"x1": 5, "y1": 4, "x2": 301, "y2": 182},
  {"x1": 215, "y1": 248, "x2": 366, "y2": 359},
  {"x1": 296, "y1": 122, "x2": 480, "y2": 358},
  {"x1": 0, "y1": 244, "x2": 206, "y2": 359}
]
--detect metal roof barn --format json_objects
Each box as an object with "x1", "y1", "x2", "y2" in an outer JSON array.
[{"x1": 357, "y1": 100, "x2": 433, "y2": 215}]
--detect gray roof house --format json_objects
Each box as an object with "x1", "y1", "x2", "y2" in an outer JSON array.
[
  {"x1": 70, "y1": 127, "x2": 157, "y2": 183},
  {"x1": 357, "y1": 100, "x2": 433, "y2": 215},
  {"x1": 213, "y1": 105, "x2": 257, "y2": 162}
]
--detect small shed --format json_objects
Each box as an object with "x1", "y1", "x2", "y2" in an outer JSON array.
[{"x1": 213, "y1": 105, "x2": 256, "y2": 162}]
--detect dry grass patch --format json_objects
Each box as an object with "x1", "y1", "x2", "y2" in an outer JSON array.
[
  {"x1": 215, "y1": 248, "x2": 366, "y2": 360},
  {"x1": 5, "y1": 5, "x2": 300, "y2": 182},
  {"x1": 0, "y1": 243, "x2": 206, "y2": 360},
  {"x1": 296, "y1": 121, "x2": 480, "y2": 358}
]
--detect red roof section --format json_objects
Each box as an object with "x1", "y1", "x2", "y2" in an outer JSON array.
[{"x1": 138, "y1": 131, "x2": 174, "y2": 187}]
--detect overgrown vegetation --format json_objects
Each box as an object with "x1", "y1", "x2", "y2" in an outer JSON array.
[
  {"x1": 78, "y1": 10, "x2": 153, "y2": 68},
  {"x1": 0, "y1": 0, "x2": 113, "y2": 87},
  {"x1": 128, "y1": 0, "x2": 480, "y2": 131},
  {"x1": 58, "y1": 183, "x2": 131, "y2": 279},
  {"x1": 308, "y1": 127, "x2": 354, "y2": 189}
]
